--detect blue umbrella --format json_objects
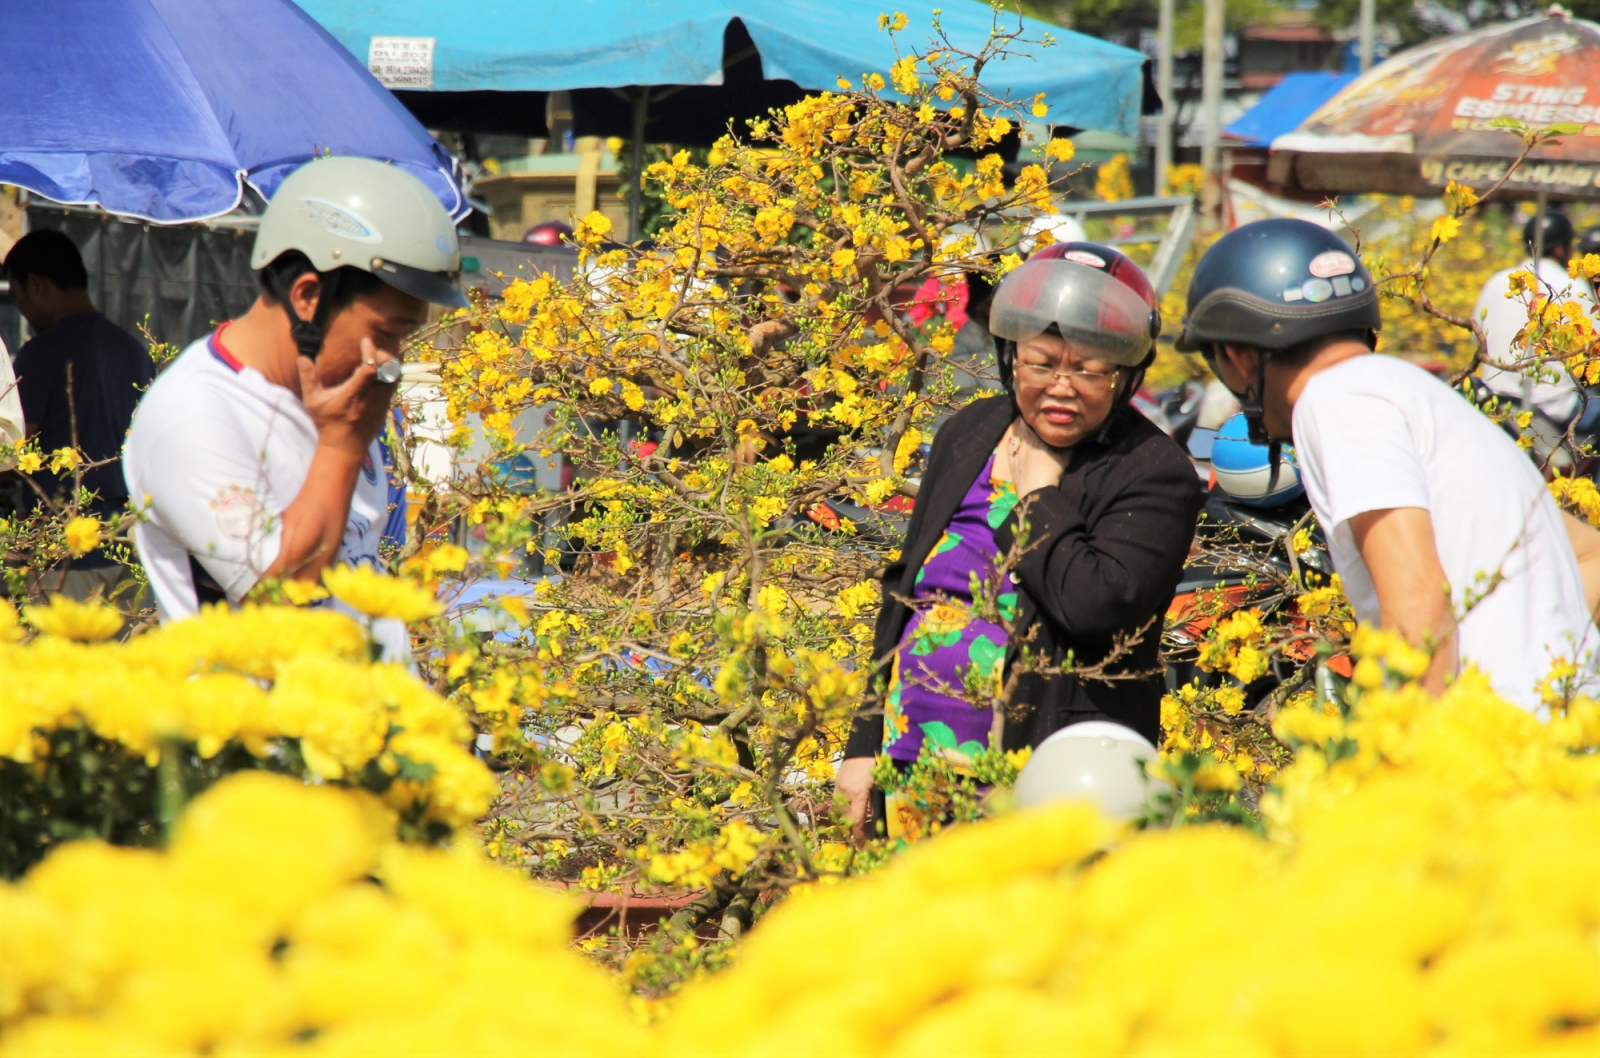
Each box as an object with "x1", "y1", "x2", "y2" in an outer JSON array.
[
  {"x1": 299, "y1": 0, "x2": 1150, "y2": 137},
  {"x1": 0, "y1": 0, "x2": 465, "y2": 224}
]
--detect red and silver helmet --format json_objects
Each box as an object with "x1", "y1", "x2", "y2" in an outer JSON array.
[{"x1": 990, "y1": 241, "x2": 1161, "y2": 370}]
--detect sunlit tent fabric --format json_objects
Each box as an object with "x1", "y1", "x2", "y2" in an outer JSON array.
[
  {"x1": 1268, "y1": 12, "x2": 1600, "y2": 198},
  {"x1": 1224, "y1": 72, "x2": 1356, "y2": 149},
  {"x1": 294, "y1": 0, "x2": 1155, "y2": 138},
  {"x1": 0, "y1": 0, "x2": 466, "y2": 223}
]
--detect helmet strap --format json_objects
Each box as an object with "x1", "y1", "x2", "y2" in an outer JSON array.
[
  {"x1": 1234, "y1": 350, "x2": 1272, "y2": 447},
  {"x1": 1118, "y1": 361, "x2": 1149, "y2": 408},
  {"x1": 266, "y1": 268, "x2": 329, "y2": 361},
  {"x1": 1221, "y1": 346, "x2": 1282, "y2": 490}
]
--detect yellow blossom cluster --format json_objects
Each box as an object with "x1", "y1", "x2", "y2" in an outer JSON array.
[
  {"x1": 5, "y1": 613, "x2": 1600, "y2": 1053},
  {"x1": 0, "y1": 772, "x2": 644, "y2": 1057},
  {"x1": 61, "y1": 516, "x2": 100, "y2": 558},
  {"x1": 1552, "y1": 474, "x2": 1600, "y2": 526},
  {"x1": 642, "y1": 819, "x2": 766, "y2": 889},
  {"x1": 1093, "y1": 153, "x2": 1133, "y2": 204},
  {"x1": 1503, "y1": 252, "x2": 1600, "y2": 385},
  {"x1": 0, "y1": 602, "x2": 494, "y2": 828},
  {"x1": 1196, "y1": 606, "x2": 1270, "y2": 684},
  {"x1": 322, "y1": 563, "x2": 445, "y2": 623},
  {"x1": 661, "y1": 672, "x2": 1600, "y2": 1057},
  {"x1": 1159, "y1": 679, "x2": 1287, "y2": 791}
]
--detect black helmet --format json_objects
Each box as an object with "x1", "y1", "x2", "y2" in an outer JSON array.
[
  {"x1": 1524, "y1": 210, "x2": 1575, "y2": 258},
  {"x1": 1177, "y1": 218, "x2": 1381, "y2": 354},
  {"x1": 1579, "y1": 227, "x2": 1600, "y2": 259}
]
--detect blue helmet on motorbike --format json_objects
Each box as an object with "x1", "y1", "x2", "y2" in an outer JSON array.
[{"x1": 1211, "y1": 413, "x2": 1303, "y2": 507}]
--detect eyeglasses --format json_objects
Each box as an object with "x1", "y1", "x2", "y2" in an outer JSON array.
[{"x1": 1015, "y1": 361, "x2": 1122, "y2": 389}]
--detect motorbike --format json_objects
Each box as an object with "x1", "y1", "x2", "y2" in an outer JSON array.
[{"x1": 1163, "y1": 417, "x2": 1339, "y2": 703}]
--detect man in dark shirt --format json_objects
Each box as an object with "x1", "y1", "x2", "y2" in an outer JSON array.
[{"x1": 4, "y1": 230, "x2": 154, "y2": 601}]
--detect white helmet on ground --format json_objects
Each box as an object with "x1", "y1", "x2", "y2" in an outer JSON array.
[
  {"x1": 251, "y1": 156, "x2": 468, "y2": 311},
  {"x1": 1013, "y1": 721, "x2": 1164, "y2": 820}
]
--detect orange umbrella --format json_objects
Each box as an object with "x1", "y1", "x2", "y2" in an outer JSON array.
[{"x1": 1267, "y1": 10, "x2": 1600, "y2": 198}]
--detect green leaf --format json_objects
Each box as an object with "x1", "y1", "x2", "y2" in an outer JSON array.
[
  {"x1": 968, "y1": 633, "x2": 1005, "y2": 677},
  {"x1": 392, "y1": 754, "x2": 437, "y2": 783},
  {"x1": 911, "y1": 628, "x2": 962, "y2": 655},
  {"x1": 1488, "y1": 116, "x2": 1526, "y2": 130},
  {"x1": 1547, "y1": 122, "x2": 1583, "y2": 136},
  {"x1": 987, "y1": 484, "x2": 1019, "y2": 529},
  {"x1": 956, "y1": 739, "x2": 987, "y2": 759},
  {"x1": 919, "y1": 721, "x2": 958, "y2": 750},
  {"x1": 996, "y1": 592, "x2": 1018, "y2": 623}
]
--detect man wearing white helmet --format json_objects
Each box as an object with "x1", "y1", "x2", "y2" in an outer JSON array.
[{"x1": 124, "y1": 157, "x2": 467, "y2": 656}]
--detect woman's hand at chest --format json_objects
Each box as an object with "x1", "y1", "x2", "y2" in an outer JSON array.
[{"x1": 993, "y1": 417, "x2": 1071, "y2": 496}]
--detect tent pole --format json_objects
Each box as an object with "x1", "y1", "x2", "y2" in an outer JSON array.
[
  {"x1": 1155, "y1": 0, "x2": 1174, "y2": 196},
  {"x1": 629, "y1": 89, "x2": 648, "y2": 242},
  {"x1": 1533, "y1": 189, "x2": 1548, "y2": 268},
  {"x1": 1358, "y1": 0, "x2": 1375, "y2": 72},
  {"x1": 1199, "y1": 0, "x2": 1224, "y2": 223}
]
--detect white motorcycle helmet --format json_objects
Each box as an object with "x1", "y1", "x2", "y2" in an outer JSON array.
[
  {"x1": 1013, "y1": 721, "x2": 1165, "y2": 820},
  {"x1": 251, "y1": 156, "x2": 468, "y2": 362},
  {"x1": 1017, "y1": 213, "x2": 1088, "y2": 257},
  {"x1": 1210, "y1": 412, "x2": 1304, "y2": 508}
]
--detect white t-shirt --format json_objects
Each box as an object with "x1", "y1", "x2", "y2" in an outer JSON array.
[
  {"x1": 1293, "y1": 354, "x2": 1597, "y2": 712},
  {"x1": 123, "y1": 326, "x2": 407, "y2": 659},
  {"x1": 1474, "y1": 257, "x2": 1595, "y2": 423}
]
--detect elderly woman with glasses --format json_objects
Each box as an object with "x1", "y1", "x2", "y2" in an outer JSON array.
[{"x1": 837, "y1": 242, "x2": 1205, "y2": 837}]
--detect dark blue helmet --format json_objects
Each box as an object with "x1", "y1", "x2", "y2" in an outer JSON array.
[
  {"x1": 1176, "y1": 218, "x2": 1381, "y2": 354},
  {"x1": 1524, "y1": 210, "x2": 1574, "y2": 257}
]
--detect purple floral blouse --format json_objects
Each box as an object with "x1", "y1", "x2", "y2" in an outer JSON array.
[{"x1": 882, "y1": 451, "x2": 1020, "y2": 763}]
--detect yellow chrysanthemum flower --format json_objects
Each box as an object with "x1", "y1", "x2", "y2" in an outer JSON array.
[
  {"x1": 322, "y1": 565, "x2": 442, "y2": 623},
  {"x1": 0, "y1": 598, "x2": 23, "y2": 643},
  {"x1": 280, "y1": 579, "x2": 330, "y2": 606},
  {"x1": 25, "y1": 595, "x2": 122, "y2": 641}
]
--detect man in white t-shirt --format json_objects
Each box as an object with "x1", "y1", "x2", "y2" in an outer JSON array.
[
  {"x1": 0, "y1": 337, "x2": 22, "y2": 468},
  {"x1": 124, "y1": 158, "x2": 467, "y2": 657},
  {"x1": 1474, "y1": 212, "x2": 1595, "y2": 450},
  {"x1": 1177, "y1": 218, "x2": 1597, "y2": 711}
]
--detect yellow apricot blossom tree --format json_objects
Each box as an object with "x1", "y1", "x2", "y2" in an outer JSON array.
[{"x1": 418, "y1": 18, "x2": 1085, "y2": 959}]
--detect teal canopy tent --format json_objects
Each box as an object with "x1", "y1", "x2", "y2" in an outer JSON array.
[{"x1": 295, "y1": 0, "x2": 1157, "y2": 236}]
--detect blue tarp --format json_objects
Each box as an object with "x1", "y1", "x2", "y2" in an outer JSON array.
[
  {"x1": 0, "y1": 0, "x2": 465, "y2": 223},
  {"x1": 294, "y1": 0, "x2": 1152, "y2": 137},
  {"x1": 1223, "y1": 71, "x2": 1356, "y2": 148}
]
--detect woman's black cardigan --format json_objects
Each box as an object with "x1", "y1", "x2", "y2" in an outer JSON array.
[{"x1": 844, "y1": 394, "x2": 1205, "y2": 756}]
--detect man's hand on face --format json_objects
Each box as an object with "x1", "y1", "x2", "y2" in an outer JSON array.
[{"x1": 298, "y1": 336, "x2": 398, "y2": 460}]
